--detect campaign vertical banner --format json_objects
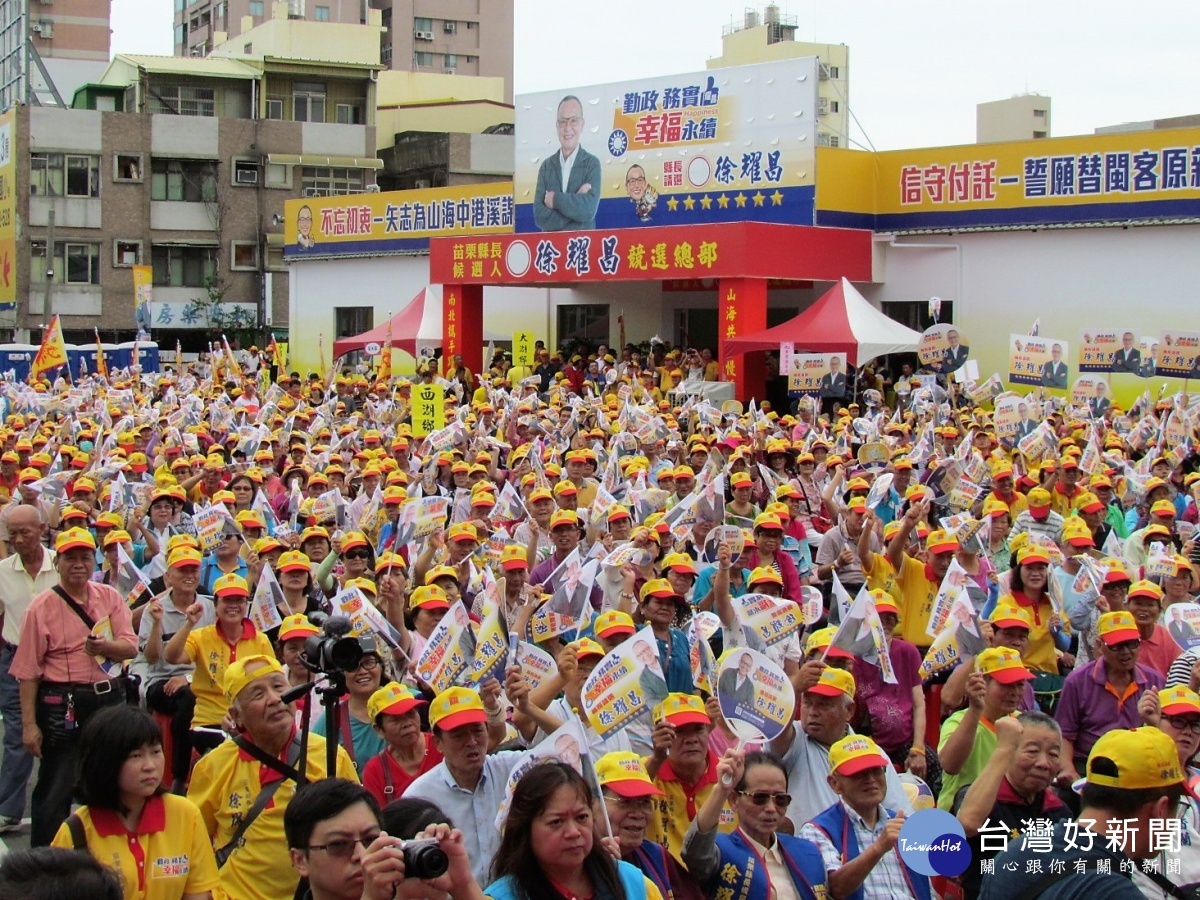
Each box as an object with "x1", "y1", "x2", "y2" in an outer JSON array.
[
  {"x1": 132, "y1": 265, "x2": 154, "y2": 337},
  {"x1": 0, "y1": 108, "x2": 14, "y2": 314},
  {"x1": 412, "y1": 384, "x2": 445, "y2": 437},
  {"x1": 779, "y1": 342, "x2": 793, "y2": 382},
  {"x1": 1156, "y1": 331, "x2": 1200, "y2": 378},
  {"x1": 512, "y1": 331, "x2": 535, "y2": 367}
]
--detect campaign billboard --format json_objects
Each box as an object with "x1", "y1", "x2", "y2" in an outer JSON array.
[{"x1": 514, "y1": 58, "x2": 819, "y2": 233}]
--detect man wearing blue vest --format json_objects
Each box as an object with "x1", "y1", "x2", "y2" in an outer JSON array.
[
  {"x1": 801, "y1": 734, "x2": 932, "y2": 900},
  {"x1": 682, "y1": 748, "x2": 828, "y2": 900}
]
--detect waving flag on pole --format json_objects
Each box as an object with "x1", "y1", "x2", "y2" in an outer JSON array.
[
  {"x1": 222, "y1": 335, "x2": 242, "y2": 378},
  {"x1": 378, "y1": 312, "x2": 393, "y2": 382},
  {"x1": 30, "y1": 314, "x2": 68, "y2": 381},
  {"x1": 824, "y1": 586, "x2": 896, "y2": 684},
  {"x1": 94, "y1": 328, "x2": 109, "y2": 379}
]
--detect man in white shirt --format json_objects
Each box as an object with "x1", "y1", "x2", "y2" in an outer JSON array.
[
  {"x1": 0, "y1": 505, "x2": 57, "y2": 832},
  {"x1": 533, "y1": 95, "x2": 602, "y2": 232}
]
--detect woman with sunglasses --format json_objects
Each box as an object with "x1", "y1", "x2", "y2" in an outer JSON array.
[
  {"x1": 50, "y1": 705, "x2": 219, "y2": 899},
  {"x1": 315, "y1": 531, "x2": 374, "y2": 595},
  {"x1": 313, "y1": 636, "x2": 389, "y2": 777},
  {"x1": 683, "y1": 748, "x2": 827, "y2": 899}
]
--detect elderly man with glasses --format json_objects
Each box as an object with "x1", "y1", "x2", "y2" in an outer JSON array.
[{"x1": 1056, "y1": 610, "x2": 1166, "y2": 785}]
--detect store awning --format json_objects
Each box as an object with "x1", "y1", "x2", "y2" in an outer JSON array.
[{"x1": 267, "y1": 154, "x2": 383, "y2": 170}]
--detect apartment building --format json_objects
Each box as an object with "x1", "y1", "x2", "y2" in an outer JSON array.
[
  {"x1": 176, "y1": 0, "x2": 513, "y2": 101},
  {"x1": 17, "y1": 4, "x2": 382, "y2": 345},
  {"x1": 0, "y1": 0, "x2": 111, "y2": 109}
]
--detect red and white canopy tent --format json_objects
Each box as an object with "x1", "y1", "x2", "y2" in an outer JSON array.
[
  {"x1": 332, "y1": 285, "x2": 505, "y2": 359},
  {"x1": 722, "y1": 277, "x2": 922, "y2": 364}
]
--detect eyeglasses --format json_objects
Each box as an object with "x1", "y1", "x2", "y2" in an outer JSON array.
[
  {"x1": 1165, "y1": 715, "x2": 1200, "y2": 734},
  {"x1": 307, "y1": 832, "x2": 381, "y2": 858},
  {"x1": 556, "y1": 116, "x2": 582, "y2": 128},
  {"x1": 1107, "y1": 639, "x2": 1141, "y2": 652},
  {"x1": 625, "y1": 176, "x2": 647, "y2": 185},
  {"x1": 605, "y1": 793, "x2": 653, "y2": 811},
  {"x1": 737, "y1": 791, "x2": 792, "y2": 808},
  {"x1": 355, "y1": 655, "x2": 380, "y2": 671},
  {"x1": 343, "y1": 549, "x2": 370, "y2": 560}
]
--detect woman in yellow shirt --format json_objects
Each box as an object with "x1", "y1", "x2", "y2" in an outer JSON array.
[{"x1": 52, "y1": 704, "x2": 220, "y2": 900}]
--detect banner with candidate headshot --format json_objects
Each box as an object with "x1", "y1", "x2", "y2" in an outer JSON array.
[
  {"x1": 1155, "y1": 331, "x2": 1200, "y2": 378},
  {"x1": 514, "y1": 57, "x2": 819, "y2": 233},
  {"x1": 414, "y1": 600, "x2": 475, "y2": 694},
  {"x1": 1071, "y1": 375, "x2": 1112, "y2": 417},
  {"x1": 715, "y1": 647, "x2": 795, "y2": 743},
  {"x1": 918, "y1": 324, "x2": 970, "y2": 374},
  {"x1": 1008, "y1": 334, "x2": 1070, "y2": 390},
  {"x1": 1078, "y1": 330, "x2": 1121, "y2": 374},
  {"x1": 582, "y1": 626, "x2": 667, "y2": 739},
  {"x1": 788, "y1": 353, "x2": 846, "y2": 396}
]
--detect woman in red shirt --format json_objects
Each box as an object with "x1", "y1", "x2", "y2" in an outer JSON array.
[{"x1": 361, "y1": 681, "x2": 442, "y2": 807}]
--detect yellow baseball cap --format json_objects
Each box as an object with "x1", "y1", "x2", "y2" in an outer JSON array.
[
  {"x1": 1161, "y1": 686, "x2": 1200, "y2": 717},
  {"x1": 976, "y1": 646, "x2": 1033, "y2": 684},
  {"x1": 653, "y1": 693, "x2": 711, "y2": 727},
  {"x1": 368, "y1": 682, "x2": 426, "y2": 721},
  {"x1": 411, "y1": 584, "x2": 450, "y2": 611},
  {"x1": 167, "y1": 546, "x2": 203, "y2": 569},
  {"x1": 572, "y1": 638, "x2": 605, "y2": 661},
  {"x1": 446, "y1": 522, "x2": 478, "y2": 543},
  {"x1": 55, "y1": 527, "x2": 96, "y2": 553},
  {"x1": 595, "y1": 610, "x2": 636, "y2": 639},
  {"x1": 1085, "y1": 726, "x2": 1190, "y2": 794},
  {"x1": 1016, "y1": 545, "x2": 1051, "y2": 566},
  {"x1": 224, "y1": 654, "x2": 284, "y2": 701},
  {"x1": 926, "y1": 529, "x2": 959, "y2": 555},
  {"x1": 1097, "y1": 610, "x2": 1140, "y2": 646},
  {"x1": 804, "y1": 625, "x2": 853, "y2": 660},
  {"x1": 279, "y1": 614, "x2": 320, "y2": 643},
  {"x1": 214, "y1": 573, "x2": 251, "y2": 598},
  {"x1": 988, "y1": 604, "x2": 1034, "y2": 631},
  {"x1": 425, "y1": 565, "x2": 459, "y2": 586},
  {"x1": 661, "y1": 553, "x2": 698, "y2": 576},
  {"x1": 428, "y1": 686, "x2": 487, "y2": 730},
  {"x1": 747, "y1": 566, "x2": 784, "y2": 588},
  {"x1": 869, "y1": 589, "x2": 898, "y2": 616},
  {"x1": 1027, "y1": 487, "x2": 1052, "y2": 508},
  {"x1": 828, "y1": 734, "x2": 891, "y2": 776},
  {"x1": 549, "y1": 509, "x2": 579, "y2": 530},
  {"x1": 278, "y1": 550, "x2": 312, "y2": 573},
  {"x1": 500, "y1": 545, "x2": 528, "y2": 571},
  {"x1": 807, "y1": 667, "x2": 856, "y2": 698},
  {"x1": 595, "y1": 751, "x2": 665, "y2": 798},
  {"x1": 1061, "y1": 517, "x2": 1095, "y2": 548},
  {"x1": 1128, "y1": 580, "x2": 1165, "y2": 603}
]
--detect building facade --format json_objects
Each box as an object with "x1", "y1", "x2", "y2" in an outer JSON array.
[
  {"x1": 16, "y1": 7, "x2": 381, "y2": 346},
  {"x1": 0, "y1": 0, "x2": 111, "y2": 109},
  {"x1": 976, "y1": 94, "x2": 1051, "y2": 143},
  {"x1": 176, "y1": 0, "x2": 513, "y2": 101},
  {"x1": 707, "y1": 4, "x2": 849, "y2": 149}
]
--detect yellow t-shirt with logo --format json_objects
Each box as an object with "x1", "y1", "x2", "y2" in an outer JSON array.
[
  {"x1": 893, "y1": 553, "x2": 940, "y2": 649},
  {"x1": 184, "y1": 622, "x2": 275, "y2": 728},
  {"x1": 644, "y1": 755, "x2": 736, "y2": 867},
  {"x1": 864, "y1": 551, "x2": 900, "y2": 601},
  {"x1": 52, "y1": 793, "x2": 220, "y2": 900},
  {"x1": 188, "y1": 733, "x2": 358, "y2": 900}
]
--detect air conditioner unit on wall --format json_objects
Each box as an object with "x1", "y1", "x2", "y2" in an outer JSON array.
[
  {"x1": 816, "y1": 133, "x2": 832, "y2": 147},
  {"x1": 443, "y1": 68, "x2": 456, "y2": 75},
  {"x1": 235, "y1": 168, "x2": 259, "y2": 185},
  {"x1": 817, "y1": 98, "x2": 830, "y2": 115},
  {"x1": 414, "y1": 30, "x2": 433, "y2": 40}
]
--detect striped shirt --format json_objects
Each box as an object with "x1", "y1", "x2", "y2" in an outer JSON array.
[{"x1": 801, "y1": 801, "x2": 917, "y2": 899}]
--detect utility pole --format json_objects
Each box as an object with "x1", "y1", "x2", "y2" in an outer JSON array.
[{"x1": 42, "y1": 206, "x2": 54, "y2": 320}]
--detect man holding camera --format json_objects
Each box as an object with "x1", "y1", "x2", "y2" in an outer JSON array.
[
  {"x1": 188, "y1": 655, "x2": 358, "y2": 900},
  {"x1": 285, "y1": 778, "x2": 485, "y2": 900}
]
